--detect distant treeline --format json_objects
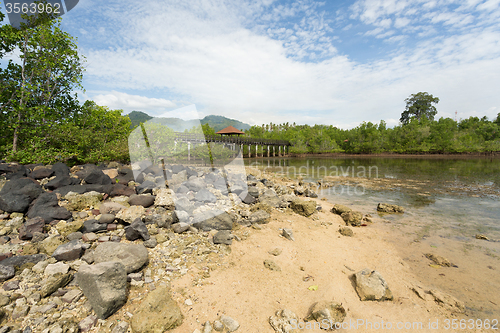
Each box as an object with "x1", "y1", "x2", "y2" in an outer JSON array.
[{"x1": 244, "y1": 115, "x2": 500, "y2": 154}]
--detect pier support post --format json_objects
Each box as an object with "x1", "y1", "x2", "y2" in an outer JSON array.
[
  {"x1": 249, "y1": 145, "x2": 251, "y2": 158},
  {"x1": 267, "y1": 145, "x2": 270, "y2": 157},
  {"x1": 188, "y1": 142, "x2": 191, "y2": 161}
]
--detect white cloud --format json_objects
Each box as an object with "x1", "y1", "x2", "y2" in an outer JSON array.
[{"x1": 91, "y1": 91, "x2": 176, "y2": 113}]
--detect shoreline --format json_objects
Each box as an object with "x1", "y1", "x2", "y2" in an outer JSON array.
[
  {"x1": 245, "y1": 152, "x2": 500, "y2": 159},
  {"x1": 0, "y1": 161, "x2": 491, "y2": 332}
]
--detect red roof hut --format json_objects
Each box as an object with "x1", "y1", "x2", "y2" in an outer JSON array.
[{"x1": 216, "y1": 126, "x2": 245, "y2": 136}]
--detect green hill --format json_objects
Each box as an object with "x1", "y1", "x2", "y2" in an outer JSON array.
[
  {"x1": 127, "y1": 111, "x2": 153, "y2": 128},
  {"x1": 128, "y1": 111, "x2": 250, "y2": 133}
]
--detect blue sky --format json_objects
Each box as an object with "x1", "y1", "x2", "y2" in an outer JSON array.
[{"x1": 2, "y1": 0, "x2": 500, "y2": 128}]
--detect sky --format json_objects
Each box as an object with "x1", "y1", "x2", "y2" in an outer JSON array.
[{"x1": 2, "y1": 0, "x2": 500, "y2": 129}]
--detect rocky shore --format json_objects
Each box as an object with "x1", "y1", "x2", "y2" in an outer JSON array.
[{"x1": 0, "y1": 161, "x2": 470, "y2": 332}]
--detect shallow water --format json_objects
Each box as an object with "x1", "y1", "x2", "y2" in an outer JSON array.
[{"x1": 246, "y1": 156, "x2": 500, "y2": 318}]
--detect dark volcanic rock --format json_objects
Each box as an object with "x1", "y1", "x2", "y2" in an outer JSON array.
[
  {"x1": 0, "y1": 253, "x2": 48, "y2": 268},
  {"x1": 82, "y1": 219, "x2": 107, "y2": 233},
  {"x1": 0, "y1": 192, "x2": 31, "y2": 213},
  {"x1": 125, "y1": 219, "x2": 150, "y2": 241},
  {"x1": 18, "y1": 217, "x2": 45, "y2": 240},
  {"x1": 45, "y1": 176, "x2": 79, "y2": 191},
  {"x1": 0, "y1": 178, "x2": 43, "y2": 213},
  {"x1": 83, "y1": 169, "x2": 112, "y2": 185},
  {"x1": 52, "y1": 162, "x2": 70, "y2": 177},
  {"x1": 30, "y1": 168, "x2": 54, "y2": 179},
  {"x1": 27, "y1": 192, "x2": 72, "y2": 223},
  {"x1": 110, "y1": 184, "x2": 136, "y2": 197}
]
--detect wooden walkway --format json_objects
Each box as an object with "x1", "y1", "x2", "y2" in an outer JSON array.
[
  {"x1": 173, "y1": 133, "x2": 290, "y2": 158},
  {"x1": 174, "y1": 133, "x2": 290, "y2": 146}
]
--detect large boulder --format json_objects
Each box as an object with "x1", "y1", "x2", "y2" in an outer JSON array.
[
  {"x1": 290, "y1": 199, "x2": 316, "y2": 217},
  {"x1": 30, "y1": 167, "x2": 54, "y2": 179},
  {"x1": 110, "y1": 184, "x2": 136, "y2": 197},
  {"x1": 27, "y1": 192, "x2": 72, "y2": 223},
  {"x1": 354, "y1": 269, "x2": 393, "y2": 301},
  {"x1": 194, "y1": 189, "x2": 217, "y2": 203},
  {"x1": 76, "y1": 262, "x2": 127, "y2": 319},
  {"x1": 0, "y1": 253, "x2": 48, "y2": 269},
  {"x1": 93, "y1": 242, "x2": 148, "y2": 273},
  {"x1": 130, "y1": 285, "x2": 183, "y2": 332},
  {"x1": 0, "y1": 178, "x2": 43, "y2": 213}
]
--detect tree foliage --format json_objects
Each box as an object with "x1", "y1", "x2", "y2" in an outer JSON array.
[{"x1": 400, "y1": 92, "x2": 439, "y2": 125}]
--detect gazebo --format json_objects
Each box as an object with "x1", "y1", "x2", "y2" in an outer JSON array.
[{"x1": 216, "y1": 125, "x2": 245, "y2": 136}]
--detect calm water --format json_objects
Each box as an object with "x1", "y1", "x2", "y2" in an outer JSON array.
[{"x1": 246, "y1": 156, "x2": 500, "y2": 317}]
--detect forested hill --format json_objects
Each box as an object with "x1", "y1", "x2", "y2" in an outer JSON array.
[{"x1": 127, "y1": 111, "x2": 250, "y2": 132}]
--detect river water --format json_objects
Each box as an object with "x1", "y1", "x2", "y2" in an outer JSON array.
[{"x1": 245, "y1": 156, "x2": 500, "y2": 318}]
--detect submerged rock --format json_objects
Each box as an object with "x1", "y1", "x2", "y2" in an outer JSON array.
[{"x1": 377, "y1": 203, "x2": 404, "y2": 213}]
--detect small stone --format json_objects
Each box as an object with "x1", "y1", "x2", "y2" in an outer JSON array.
[
  {"x1": 52, "y1": 240, "x2": 85, "y2": 261},
  {"x1": 111, "y1": 321, "x2": 129, "y2": 333},
  {"x1": 304, "y1": 301, "x2": 347, "y2": 328},
  {"x1": 44, "y1": 262, "x2": 70, "y2": 275},
  {"x1": 125, "y1": 219, "x2": 150, "y2": 241},
  {"x1": 185, "y1": 299, "x2": 193, "y2": 306},
  {"x1": 12, "y1": 304, "x2": 30, "y2": 320},
  {"x1": 67, "y1": 232, "x2": 83, "y2": 241},
  {"x1": 339, "y1": 227, "x2": 354, "y2": 237},
  {"x1": 82, "y1": 233, "x2": 98, "y2": 242},
  {"x1": 248, "y1": 210, "x2": 270, "y2": 224},
  {"x1": 269, "y1": 309, "x2": 299, "y2": 333},
  {"x1": 143, "y1": 237, "x2": 157, "y2": 248},
  {"x1": 264, "y1": 259, "x2": 281, "y2": 272},
  {"x1": 220, "y1": 315, "x2": 239, "y2": 333},
  {"x1": 213, "y1": 230, "x2": 233, "y2": 245},
  {"x1": 78, "y1": 315, "x2": 97, "y2": 332},
  {"x1": 203, "y1": 321, "x2": 213, "y2": 333},
  {"x1": 213, "y1": 320, "x2": 224, "y2": 332},
  {"x1": 62, "y1": 289, "x2": 82, "y2": 303},
  {"x1": 2, "y1": 279, "x2": 20, "y2": 291},
  {"x1": 99, "y1": 214, "x2": 115, "y2": 224},
  {"x1": 0, "y1": 265, "x2": 15, "y2": 282},
  {"x1": 282, "y1": 228, "x2": 294, "y2": 241},
  {"x1": 268, "y1": 248, "x2": 282, "y2": 256},
  {"x1": 40, "y1": 273, "x2": 73, "y2": 298},
  {"x1": 98, "y1": 236, "x2": 110, "y2": 242},
  {"x1": 172, "y1": 222, "x2": 190, "y2": 234}
]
